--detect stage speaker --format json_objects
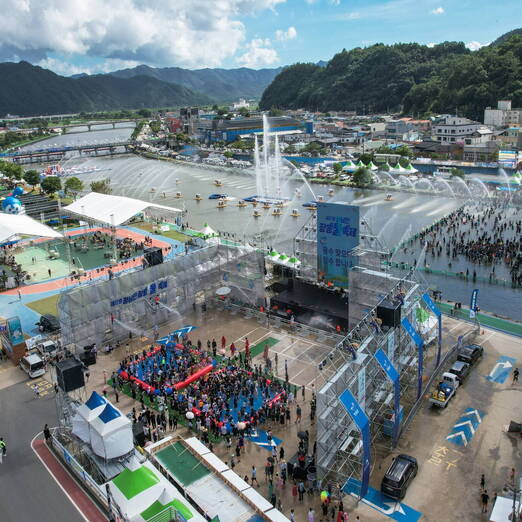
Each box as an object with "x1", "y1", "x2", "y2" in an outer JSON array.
[
  {"x1": 56, "y1": 358, "x2": 85, "y2": 393},
  {"x1": 79, "y1": 351, "x2": 97, "y2": 366},
  {"x1": 144, "y1": 247, "x2": 163, "y2": 266},
  {"x1": 376, "y1": 300, "x2": 402, "y2": 328},
  {"x1": 133, "y1": 423, "x2": 146, "y2": 446}
]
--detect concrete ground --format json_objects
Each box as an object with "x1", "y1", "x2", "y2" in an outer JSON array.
[{"x1": 1, "y1": 309, "x2": 521, "y2": 521}]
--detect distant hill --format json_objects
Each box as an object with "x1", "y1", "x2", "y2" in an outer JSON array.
[
  {"x1": 260, "y1": 32, "x2": 522, "y2": 121},
  {"x1": 0, "y1": 61, "x2": 212, "y2": 116},
  {"x1": 109, "y1": 65, "x2": 282, "y2": 102},
  {"x1": 491, "y1": 28, "x2": 522, "y2": 46}
]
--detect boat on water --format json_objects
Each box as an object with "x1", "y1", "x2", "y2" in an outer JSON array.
[
  {"x1": 328, "y1": 188, "x2": 335, "y2": 196},
  {"x1": 385, "y1": 194, "x2": 393, "y2": 201},
  {"x1": 217, "y1": 199, "x2": 227, "y2": 208},
  {"x1": 303, "y1": 201, "x2": 317, "y2": 210},
  {"x1": 317, "y1": 195, "x2": 325, "y2": 202},
  {"x1": 175, "y1": 178, "x2": 180, "y2": 184},
  {"x1": 208, "y1": 193, "x2": 228, "y2": 199},
  {"x1": 253, "y1": 210, "x2": 261, "y2": 218},
  {"x1": 263, "y1": 202, "x2": 271, "y2": 209},
  {"x1": 275, "y1": 201, "x2": 284, "y2": 208},
  {"x1": 175, "y1": 192, "x2": 183, "y2": 198},
  {"x1": 195, "y1": 194, "x2": 202, "y2": 201},
  {"x1": 237, "y1": 200, "x2": 247, "y2": 208},
  {"x1": 214, "y1": 179, "x2": 223, "y2": 186},
  {"x1": 291, "y1": 209, "x2": 300, "y2": 217},
  {"x1": 40, "y1": 164, "x2": 109, "y2": 177},
  {"x1": 272, "y1": 208, "x2": 282, "y2": 216}
]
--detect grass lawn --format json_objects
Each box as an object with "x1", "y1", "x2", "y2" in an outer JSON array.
[
  {"x1": 26, "y1": 294, "x2": 59, "y2": 317},
  {"x1": 131, "y1": 221, "x2": 190, "y2": 243}
]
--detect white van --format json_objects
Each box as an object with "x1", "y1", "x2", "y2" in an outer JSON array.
[{"x1": 20, "y1": 353, "x2": 46, "y2": 378}]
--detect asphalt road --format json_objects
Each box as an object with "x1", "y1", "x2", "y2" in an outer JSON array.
[{"x1": 0, "y1": 377, "x2": 84, "y2": 522}]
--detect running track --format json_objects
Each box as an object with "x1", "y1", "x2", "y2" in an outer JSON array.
[{"x1": 32, "y1": 438, "x2": 107, "y2": 522}]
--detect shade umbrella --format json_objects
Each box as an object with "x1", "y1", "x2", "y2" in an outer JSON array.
[
  {"x1": 216, "y1": 286, "x2": 231, "y2": 296},
  {"x1": 297, "y1": 431, "x2": 308, "y2": 440}
]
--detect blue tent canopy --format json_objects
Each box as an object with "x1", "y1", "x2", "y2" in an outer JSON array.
[
  {"x1": 85, "y1": 391, "x2": 106, "y2": 410},
  {"x1": 98, "y1": 404, "x2": 121, "y2": 424}
]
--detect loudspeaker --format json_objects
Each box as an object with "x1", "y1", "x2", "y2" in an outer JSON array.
[
  {"x1": 80, "y1": 351, "x2": 97, "y2": 367},
  {"x1": 133, "y1": 423, "x2": 146, "y2": 446},
  {"x1": 376, "y1": 300, "x2": 402, "y2": 328},
  {"x1": 144, "y1": 247, "x2": 163, "y2": 267},
  {"x1": 56, "y1": 358, "x2": 85, "y2": 392}
]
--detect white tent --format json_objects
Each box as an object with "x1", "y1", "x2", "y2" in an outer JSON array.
[
  {"x1": 0, "y1": 213, "x2": 63, "y2": 244},
  {"x1": 64, "y1": 192, "x2": 182, "y2": 227},
  {"x1": 390, "y1": 163, "x2": 407, "y2": 174},
  {"x1": 200, "y1": 223, "x2": 218, "y2": 237},
  {"x1": 72, "y1": 391, "x2": 107, "y2": 443},
  {"x1": 89, "y1": 403, "x2": 133, "y2": 459}
]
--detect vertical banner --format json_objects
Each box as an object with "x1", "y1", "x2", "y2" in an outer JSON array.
[
  {"x1": 339, "y1": 389, "x2": 371, "y2": 498},
  {"x1": 469, "y1": 289, "x2": 479, "y2": 319},
  {"x1": 422, "y1": 292, "x2": 442, "y2": 367},
  {"x1": 401, "y1": 317, "x2": 424, "y2": 399},
  {"x1": 358, "y1": 368, "x2": 366, "y2": 410},
  {"x1": 317, "y1": 203, "x2": 360, "y2": 288},
  {"x1": 387, "y1": 331, "x2": 395, "y2": 365},
  {"x1": 6, "y1": 316, "x2": 24, "y2": 346},
  {"x1": 374, "y1": 348, "x2": 401, "y2": 446}
]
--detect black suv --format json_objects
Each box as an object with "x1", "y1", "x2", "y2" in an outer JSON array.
[
  {"x1": 457, "y1": 344, "x2": 483, "y2": 366},
  {"x1": 381, "y1": 454, "x2": 418, "y2": 500},
  {"x1": 36, "y1": 314, "x2": 60, "y2": 333},
  {"x1": 448, "y1": 360, "x2": 471, "y2": 383}
]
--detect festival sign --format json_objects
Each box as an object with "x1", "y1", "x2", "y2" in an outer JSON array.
[{"x1": 317, "y1": 202, "x2": 360, "y2": 288}]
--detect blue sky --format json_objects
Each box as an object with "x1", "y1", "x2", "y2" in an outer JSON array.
[{"x1": 0, "y1": 0, "x2": 520, "y2": 75}]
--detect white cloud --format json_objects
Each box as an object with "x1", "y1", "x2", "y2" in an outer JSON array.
[
  {"x1": 236, "y1": 38, "x2": 279, "y2": 68},
  {"x1": 345, "y1": 12, "x2": 361, "y2": 19},
  {"x1": 430, "y1": 6, "x2": 444, "y2": 15},
  {"x1": 38, "y1": 57, "x2": 141, "y2": 76},
  {"x1": 275, "y1": 26, "x2": 297, "y2": 41},
  {"x1": 427, "y1": 42, "x2": 436, "y2": 48},
  {"x1": 330, "y1": 0, "x2": 341, "y2": 5},
  {"x1": 0, "y1": 0, "x2": 287, "y2": 69},
  {"x1": 466, "y1": 41, "x2": 490, "y2": 51}
]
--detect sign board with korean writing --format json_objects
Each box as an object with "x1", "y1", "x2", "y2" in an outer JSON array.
[{"x1": 317, "y1": 202, "x2": 360, "y2": 288}]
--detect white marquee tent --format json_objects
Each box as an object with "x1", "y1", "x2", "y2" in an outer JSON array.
[
  {"x1": 0, "y1": 213, "x2": 63, "y2": 244},
  {"x1": 72, "y1": 391, "x2": 107, "y2": 444},
  {"x1": 89, "y1": 403, "x2": 134, "y2": 459},
  {"x1": 64, "y1": 193, "x2": 182, "y2": 227}
]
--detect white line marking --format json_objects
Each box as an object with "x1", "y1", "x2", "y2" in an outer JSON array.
[{"x1": 30, "y1": 432, "x2": 94, "y2": 522}]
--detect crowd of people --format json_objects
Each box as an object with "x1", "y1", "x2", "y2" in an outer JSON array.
[{"x1": 402, "y1": 203, "x2": 521, "y2": 286}]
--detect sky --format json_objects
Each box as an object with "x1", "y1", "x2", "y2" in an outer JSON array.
[{"x1": 0, "y1": 0, "x2": 520, "y2": 75}]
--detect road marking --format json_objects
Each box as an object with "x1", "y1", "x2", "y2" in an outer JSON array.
[
  {"x1": 446, "y1": 407, "x2": 485, "y2": 447},
  {"x1": 26, "y1": 377, "x2": 53, "y2": 397},
  {"x1": 30, "y1": 433, "x2": 106, "y2": 522},
  {"x1": 486, "y1": 356, "x2": 516, "y2": 383}
]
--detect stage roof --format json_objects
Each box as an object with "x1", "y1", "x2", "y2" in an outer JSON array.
[
  {"x1": 63, "y1": 192, "x2": 182, "y2": 227},
  {"x1": 0, "y1": 213, "x2": 63, "y2": 244}
]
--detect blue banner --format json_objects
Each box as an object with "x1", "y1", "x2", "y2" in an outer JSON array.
[
  {"x1": 7, "y1": 316, "x2": 24, "y2": 345},
  {"x1": 375, "y1": 348, "x2": 401, "y2": 445},
  {"x1": 469, "y1": 289, "x2": 479, "y2": 319},
  {"x1": 422, "y1": 292, "x2": 441, "y2": 318},
  {"x1": 339, "y1": 389, "x2": 371, "y2": 498},
  {"x1": 401, "y1": 317, "x2": 424, "y2": 399},
  {"x1": 317, "y1": 203, "x2": 359, "y2": 288}
]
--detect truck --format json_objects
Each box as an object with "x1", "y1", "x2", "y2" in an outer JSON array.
[{"x1": 429, "y1": 372, "x2": 459, "y2": 408}]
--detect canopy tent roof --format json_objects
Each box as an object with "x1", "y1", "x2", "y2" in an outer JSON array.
[
  {"x1": 0, "y1": 213, "x2": 63, "y2": 244},
  {"x1": 64, "y1": 192, "x2": 182, "y2": 227},
  {"x1": 200, "y1": 223, "x2": 218, "y2": 237}
]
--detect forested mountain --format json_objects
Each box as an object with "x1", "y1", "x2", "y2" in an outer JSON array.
[
  {"x1": 110, "y1": 65, "x2": 282, "y2": 102},
  {"x1": 0, "y1": 61, "x2": 211, "y2": 116},
  {"x1": 260, "y1": 33, "x2": 522, "y2": 121},
  {"x1": 491, "y1": 28, "x2": 522, "y2": 46}
]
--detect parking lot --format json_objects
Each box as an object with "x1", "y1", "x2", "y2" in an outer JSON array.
[{"x1": 352, "y1": 320, "x2": 522, "y2": 521}]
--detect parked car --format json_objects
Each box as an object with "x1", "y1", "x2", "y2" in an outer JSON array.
[
  {"x1": 36, "y1": 314, "x2": 60, "y2": 333},
  {"x1": 36, "y1": 340, "x2": 60, "y2": 360},
  {"x1": 457, "y1": 344, "x2": 484, "y2": 366},
  {"x1": 430, "y1": 372, "x2": 459, "y2": 408},
  {"x1": 20, "y1": 353, "x2": 46, "y2": 379},
  {"x1": 381, "y1": 454, "x2": 418, "y2": 500},
  {"x1": 448, "y1": 360, "x2": 471, "y2": 384}
]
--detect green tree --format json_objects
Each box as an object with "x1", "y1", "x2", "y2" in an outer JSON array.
[
  {"x1": 450, "y1": 168, "x2": 465, "y2": 179},
  {"x1": 0, "y1": 161, "x2": 24, "y2": 180},
  {"x1": 359, "y1": 153, "x2": 374, "y2": 165},
  {"x1": 40, "y1": 176, "x2": 62, "y2": 195},
  {"x1": 352, "y1": 167, "x2": 373, "y2": 186},
  {"x1": 90, "y1": 178, "x2": 112, "y2": 194},
  {"x1": 64, "y1": 176, "x2": 84, "y2": 194},
  {"x1": 223, "y1": 151, "x2": 233, "y2": 158},
  {"x1": 268, "y1": 107, "x2": 283, "y2": 117},
  {"x1": 333, "y1": 162, "x2": 342, "y2": 175},
  {"x1": 23, "y1": 169, "x2": 40, "y2": 189}
]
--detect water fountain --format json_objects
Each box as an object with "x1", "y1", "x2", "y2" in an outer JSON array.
[
  {"x1": 451, "y1": 176, "x2": 473, "y2": 199},
  {"x1": 468, "y1": 177, "x2": 490, "y2": 199},
  {"x1": 399, "y1": 175, "x2": 416, "y2": 191},
  {"x1": 433, "y1": 178, "x2": 456, "y2": 198},
  {"x1": 414, "y1": 178, "x2": 435, "y2": 192}
]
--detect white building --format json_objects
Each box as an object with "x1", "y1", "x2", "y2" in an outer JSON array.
[
  {"x1": 484, "y1": 100, "x2": 522, "y2": 127},
  {"x1": 232, "y1": 99, "x2": 250, "y2": 110},
  {"x1": 432, "y1": 116, "x2": 485, "y2": 144}
]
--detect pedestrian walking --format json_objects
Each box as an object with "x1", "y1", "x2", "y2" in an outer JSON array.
[
  {"x1": 296, "y1": 404, "x2": 302, "y2": 423},
  {"x1": 251, "y1": 465, "x2": 259, "y2": 485},
  {"x1": 308, "y1": 507, "x2": 315, "y2": 522},
  {"x1": 114, "y1": 389, "x2": 119, "y2": 403},
  {"x1": 290, "y1": 508, "x2": 295, "y2": 522},
  {"x1": 33, "y1": 384, "x2": 40, "y2": 398},
  {"x1": 0, "y1": 437, "x2": 6, "y2": 463},
  {"x1": 481, "y1": 490, "x2": 489, "y2": 513},
  {"x1": 480, "y1": 474, "x2": 485, "y2": 490},
  {"x1": 513, "y1": 367, "x2": 519, "y2": 384},
  {"x1": 44, "y1": 424, "x2": 52, "y2": 446}
]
